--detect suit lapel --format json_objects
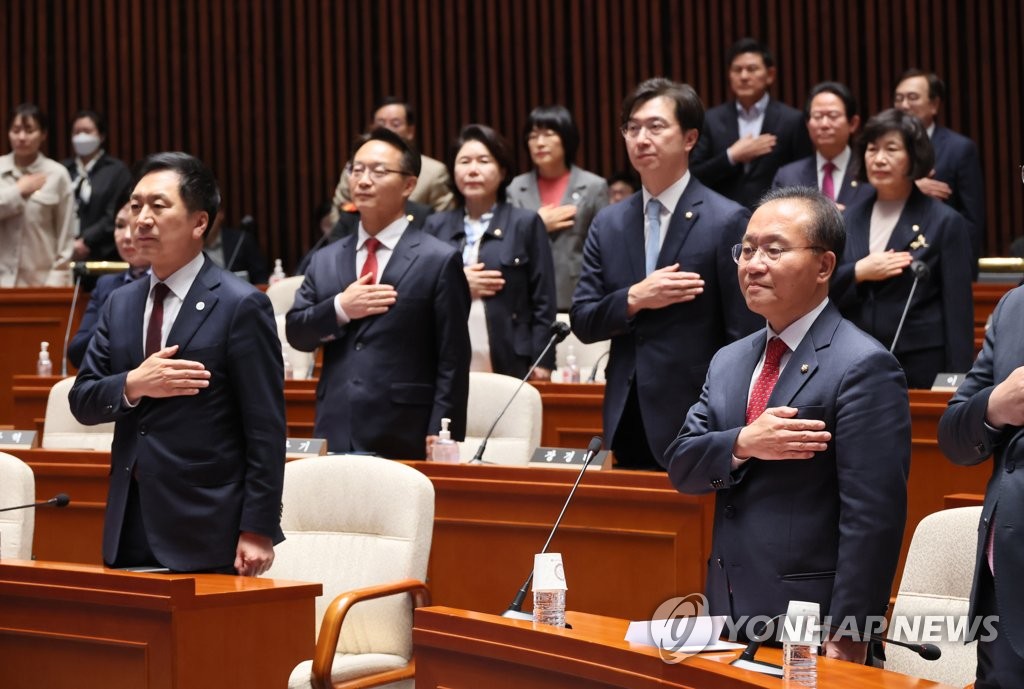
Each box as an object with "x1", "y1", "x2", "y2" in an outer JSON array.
[
  {"x1": 125, "y1": 279, "x2": 149, "y2": 367},
  {"x1": 843, "y1": 197, "x2": 873, "y2": 259},
  {"x1": 767, "y1": 304, "x2": 840, "y2": 408},
  {"x1": 799, "y1": 159, "x2": 818, "y2": 187},
  {"x1": 623, "y1": 193, "x2": 647, "y2": 283},
  {"x1": 518, "y1": 171, "x2": 542, "y2": 208},
  {"x1": 885, "y1": 189, "x2": 927, "y2": 252},
  {"x1": 355, "y1": 228, "x2": 422, "y2": 340},
  {"x1": 658, "y1": 181, "x2": 702, "y2": 268},
  {"x1": 562, "y1": 166, "x2": 588, "y2": 206},
  {"x1": 338, "y1": 234, "x2": 358, "y2": 292},
  {"x1": 725, "y1": 333, "x2": 767, "y2": 430},
  {"x1": 167, "y1": 258, "x2": 220, "y2": 353}
]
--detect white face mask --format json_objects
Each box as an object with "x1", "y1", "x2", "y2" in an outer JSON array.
[{"x1": 72, "y1": 133, "x2": 101, "y2": 158}]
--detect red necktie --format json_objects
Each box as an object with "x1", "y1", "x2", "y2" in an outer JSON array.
[
  {"x1": 821, "y1": 160, "x2": 836, "y2": 201},
  {"x1": 746, "y1": 337, "x2": 789, "y2": 424},
  {"x1": 360, "y1": 238, "x2": 381, "y2": 283},
  {"x1": 145, "y1": 282, "x2": 170, "y2": 358}
]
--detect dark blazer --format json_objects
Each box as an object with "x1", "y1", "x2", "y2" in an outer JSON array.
[
  {"x1": 931, "y1": 125, "x2": 985, "y2": 263},
  {"x1": 938, "y1": 285, "x2": 1024, "y2": 659},
  {"x1": 285, "y1": 227, "x2": 471, "y2": 459},
  {"x1": 691, "y1": 98, "x2": 813, "y2": 208},
  {"x1": 424, "y1": 204, "x2": 557, "y2": 377},
  {"x1": 506, "y1": 166, "x2": 609, "y2": 310},
  {"x1": 831, "y1": 187, "x2": 975, "y2": 387},
  {"x1": 665, "y1": 302, "x2": 910, "y2": 628},
  {"x1": 218, "y1": 227, "x2": 270, "y2": 284},
  {"x1": 570, "y1": 178, "x2": 761, "y2": 463},
  {"x1": 771, "y1": 154, "x2": 873, "y2": 207},
  {"x1": 63, "y1": 153, "x2": 132, "y2": 261},
  {"x1": 69, "y1": 257, "x2": 286, "y2": 571},
  {"x1": 67, "y1": 269, "x2": 146, "y2": 369}
]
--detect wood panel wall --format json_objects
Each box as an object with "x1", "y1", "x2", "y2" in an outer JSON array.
[{"x1": 3, "y1": 0, "x2": 1021, "y2": 272}]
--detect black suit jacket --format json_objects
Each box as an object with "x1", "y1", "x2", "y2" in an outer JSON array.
[
  {"x1": 285, "y1": 226, "x2": 471, "y2": 459},
  {"x1": 931, "y1": 125, "x2": 985, "y2": 263},
  {"x1": 424, "y1": 204, "x2": 557, "y2": 377},
  {"x1": 69, "y1": 257, "x2": 286, "y2": 571},
  {"x1": 67, "y1": 269, "x2": 146, "y2": 369},
  {"x1": 939, "y1": 285, "x2": 1024, "y2": 658},
  {"x1": 771, "y1": 154, "x2": 873, "y2": 207},
  {"x1": 63, "y1": 153, "x2": 132, "y2": 261},
  {"x1": 570, "y1": 179, "x2": 761, "y2": 462},
  {"x1": 691, "y1": 98, "x2": 813, "y2": 208}
]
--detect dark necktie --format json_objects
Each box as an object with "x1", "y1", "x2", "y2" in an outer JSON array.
[
  {"x1": 361, "y1": 238, "x2": 381, "y2": 283},
  {"x1": 821, "y1": 160, "x2": 836, "y2": 201},
  {"x1": 145, "y1": 283, "x2": 170, "y2": 358},
  {"x1": 746, "y1": 337, "x2": 789, "y2": 424}
]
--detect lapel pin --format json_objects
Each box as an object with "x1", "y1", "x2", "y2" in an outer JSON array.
[
  {"x1": 572, "y1": 192, "x2": 580, "y2": 200},
  {"x1": 800, "y1": 364, "x2": 809, "y2": 373},
  {"x1": 850, "y1": 180, "x2": 858, "y2": 187},
  {"x1": 684, "y1": 211, "x2": 693, "y2": 219},
  {"x1": 493, "y1": 228, "x2": 503, "y2": 237},
  {"x1": 912, "y1": 224, "x2": 920, "y2": 232},
  {"x1": 196, "y1": 301, "x2": 205, "y2": 311},
  {"x1": 909, "y1": 233, "x2": 930, "y2": 250},
  {"x1": 406, "y1": 213, "x2": 414, "y2": 221}
]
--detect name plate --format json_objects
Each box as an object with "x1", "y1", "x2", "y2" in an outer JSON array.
[
  {"x1": 529, "y1": 446, "x2": 611, "y2": 470},
  {"x1": 285, "y1": 437, "x2": 328, "y2": 459},
  {"x1": 0, "y1": 430, "x2": 38, "y2": 449},
  {"x1": 931, "y1": 373, "x2": 966, "y2": 392}
]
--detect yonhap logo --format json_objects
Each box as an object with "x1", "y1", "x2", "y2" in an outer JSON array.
[{"x1": 649, "y1": 593, "x2": 710, "y2": 663}]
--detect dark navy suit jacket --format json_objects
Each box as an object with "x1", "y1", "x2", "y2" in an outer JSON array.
[
  {"x1": 771, "y1": 155, "x2": 873, "y2": 207},
  {"x1": 570, "y1": 178, "x2": 760, "y2": 463},
  {"x1": 424, "y1": 203, "x2": 557, "y2": 378},
  {"x1": 286, "y1": 226, "x2": 470, "y2": 459},
  {"x1": 69, "y1": 257, "x2": 286, "y2": 571},
  {"x1": 67, "y1": 269, "x2": 146, "y2": 369},
  {"x1": 939, "y1": 286, "x2": 1024, "y2": 658},
  {"x1": 691, "y1": 98, "x2": 813, "y2": 208},
  {"x1": 63, "y1": 153, "x2": 132, "y2": 262},
  {"x1": 931, "y1": 125, "x2": 985, "y2": 264},
  {"x1": 665, "y1": 302, "x2": 910, "y2": 628}
]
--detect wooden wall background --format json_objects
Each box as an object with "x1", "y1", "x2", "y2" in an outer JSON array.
[{"x1": 3, "y1": 0, "x2": 1021, "y2": 272}]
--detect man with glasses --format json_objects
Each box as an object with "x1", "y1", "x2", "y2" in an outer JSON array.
[
  {"x1": 664, "y1": 187, "x2": 910, "y2": 662},
  {"x1": 772, "y1": 81, "x2": 872, "y2": 210},
  {"x1": 286, "y1": 128, "x2": 470, "y2": 459},
  {"x1": 571, "y1": 77, "x2": 760, "y2": 470}
]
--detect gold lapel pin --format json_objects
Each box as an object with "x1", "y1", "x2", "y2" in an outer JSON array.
[{"x1": 800, "y1": 364, "x2": 809, "y2": 373}]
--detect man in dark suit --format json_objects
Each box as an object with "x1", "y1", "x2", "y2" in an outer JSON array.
[
  {"x1": 69, "y1": 152, "x2": 286, "y2": 575},
  {"x1": 895, "y1": 69, "x2": 985, "y2": 266},
  {"x1": 664, "y1": 187, "x2": 910, "y2": 663},
  {"x1": 772, "y1": 81, "x2": 871, "y2": 209},
  {"x1": 691, "y1": 38, "x2": 812, "y2": 208},
  {"x1": 571, "y1": 78, "x2": 760, "y2": 470},
  {"x1": 286, "y1": 128, "x2": 470, "y2": 459},
  {"x1": 939, "y1": 284, "x2": 1024, "y2": 687}
]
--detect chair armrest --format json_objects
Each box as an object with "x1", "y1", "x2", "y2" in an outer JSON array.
[{"x1": 310, "y1": 578, "x2": 431, "y2": 689}]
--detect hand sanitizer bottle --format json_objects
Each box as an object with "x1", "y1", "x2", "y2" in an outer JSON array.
[
  {"x1": 269, "y1": 258, "x2": 286, "y2": 285},
  {"x1": 430, "y1": 418, "x2": 461, "y2": 463},
  {"x1": 37, "y1": 341, "x2": 53, "y2": 376}
]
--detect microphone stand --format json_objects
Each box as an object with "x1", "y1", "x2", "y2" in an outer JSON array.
[
  {"x1": 586, "y1": 349, "x2": 610, "y2": 383},
  {"x1": 890, "y1": 261, "x2": 930, "y2": 354},
  {"x1": 61, "y1": 272, "x2": 83, "y2": 377},
  {"x1": 0, "y1": 493, "x2": 71, "y2": 513}
]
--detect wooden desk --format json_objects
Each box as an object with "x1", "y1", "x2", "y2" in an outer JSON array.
[
  {"x1": 0, "y1": 560, "x2": 320, "y2": 689},
  {"x1": 531, "y1": 381, "x2": 603, "y2": 447},
  {"x1": 413, "y1": 606, "x2": 956, "y2": 688}
]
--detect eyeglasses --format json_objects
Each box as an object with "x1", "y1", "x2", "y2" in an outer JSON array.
[
  {"x1": 346, "y1": 163, "x2": 411, "y2": 181},
  {"x1": 732, "y1": 243, "x2": 824, "y2": 264},
  {"x1": 621, "y1": 119, "x2": 674, "y2": 139}
]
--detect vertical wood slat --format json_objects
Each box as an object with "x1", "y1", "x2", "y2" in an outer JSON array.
[{"x1": 3, "y1": 0, "x2": 1020, "y2": 269}]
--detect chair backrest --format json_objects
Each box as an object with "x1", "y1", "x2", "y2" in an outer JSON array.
[
  {"x1": 0, "y1": 452, "x2": 35, "y2": 559},
  {"x1": 554, "y1": 312, "x2": 608, "y2": 382},
  {"x1": 276, "y1": 314, "x2": 314, "y2": 380},
  {"x1": 265, "y1": 275, "x2": 306, "y2": 315},
  {"x1": 266, "y1": 455, "x2": 435, "y2": 659},
  {"x1": 884, "y1": 506, "x2": 981, "y2": 686},
  {"x1": 461, "y1": 371, "x2": 542, "y2": 465},
  {"x1": 42, "y1": 377, "x2": 115, "y2": 450}
]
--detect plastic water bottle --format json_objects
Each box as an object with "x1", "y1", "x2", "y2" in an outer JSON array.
[
  {"x1": 563, "y1": 345, "x2": 580, "y2": 383},
  {"x1": 783, "y1": 641, "x2": 817, "y2": 686},
  {"x1": 532, "y1": 552, "x2": 567, "y2": 628},
  {"x1": 782, "y1": 600, "x2": 819, "y2": 687},
  {"x1": 282, "y1": 347, "x2": 294, "y2": 380},
  {"x1": 37, "y1": 341, "x2": 52, "y2": 376},
  {"x1": 430, "y1": 418, "x2": 461, "y2": 463},
  {"x1": 269, "y1": 258, "x2": 286, "y2": 285}
]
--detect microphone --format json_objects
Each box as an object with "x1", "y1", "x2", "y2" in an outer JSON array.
[
  {"x1": 0, "y1": 493, "x2": 71, "y2": 513},
  {"x1": 501, "y1": 436, "x2": 603, "y2": 620},
  {"x1": 62, "y1": 272, "x2": 83, "y2": 377},
  {"x1": 469, "y1": 321, "x2": 570, "y2": 464},
  {"x1": 225, "y1": 215, "x2": 254, "y2": 273},
  {"x1": 586, "y1": 349, "x2": 610, "y2": 383},
  {"x1": 890, "y1": 260, "x2": 930, "y2": 354}
]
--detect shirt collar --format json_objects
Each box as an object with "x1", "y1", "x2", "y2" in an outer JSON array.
[
  {"x1": 152, "y1": 252, "x2": 205, "y2": 300},
  {"x1": 816, "y1": 146, "x2": 851, "y2": 173},
  {"x1": 358, "y1": 214, "x2": 409, "y2": 251},
  {"x1": 766, "y1": 297, "x2": 830, "y2": 353},
  {"x1": 736, "y1": 93, "x2": 770, "y2": 119},
  {"x1": 642, "y1": 170, "x2": 691, "y2": 214}
]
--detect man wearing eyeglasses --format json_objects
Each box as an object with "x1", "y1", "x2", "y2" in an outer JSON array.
[
  {"x1": 664, "y1": 187, "x2": 910, "y2": 663},
  {"x1": 772, "y1": 81, "x2": 872, "y2": 210},
  {"x1": 286, "y1": 128, "x2": 471, "y2": 459},
  {"x1": 571, "y1": 77, "x2": 760, "y2": 470}
]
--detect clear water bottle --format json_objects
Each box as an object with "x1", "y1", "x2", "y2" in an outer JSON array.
[
  {"x1": 532, "y1": 552, "x2": 567, "y2": 628},
  {"x1": 783, "y1": 640, "x2": 817, "y2": 687},
  {"x1": 37, "y1": 341, "x2": 52, "y2": 376},
  {"x1": 533, "y1": 589, "x2": 566, "y2": 627},
  {"x1": 563, "y1": 345, "x2": 580, "y2": 383},
  {"x1": 782, "y1": 600, "x2": 819, "y2": 688},
  {"x1": 282, "y1": 348, "x2": 294, "y2": 380}
]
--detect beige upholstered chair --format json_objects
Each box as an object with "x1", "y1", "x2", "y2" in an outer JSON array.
[
  {"x1": 42, "y1": 377, "x2": 115, "y2": 451},
  {"x1": 461, "y1": 371, "x2": 543, "y2": 465},
  {"x1": 554, "y1": 312, "x2": 608, "y2": 382},
  {"x1": 267, "y1": 455, "x2": 434, "y2": 689},
  {"x1": 266, "y1": 275, "x2": 306, "y2": 315},
  {"x1": 0, "y1": 452, "x2": 35, "y2": 559},
  {"x1": 276, "y1": 314, "x2": 315, "y2": 380},
  {"x1": 885, "y1": 506, "x2": 981, "y2": 687}
]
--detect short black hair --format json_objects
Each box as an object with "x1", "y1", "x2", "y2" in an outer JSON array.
[
  {"x1": 350, "y1": 127, "x2": 422, "y2": 177},
  {"x1": 756, "y1": 186, "x2": 846, "y2": 258},
  {"x1": 620, "y1": 78, "x2": 705, "y2": 134},
  {"x1": 70, "y1": 109, "x2": 107, "y2": 137},
  {"x1": 897, "y1": 68, "x2": 945, "y2": 102},
  {"x1": 853, "y1": 108, "x2": 935, "y2": 182},
  {"x1": 8, "y1": 103, "x2": 48, "y2": 132},
  {"x1": 607, "y1": 170, "x2": 640, "y2": 191},
  {"x1": 132, "y1": 152, "x2": 222, "y2": 226},
  {"x1": 447, "y1": 124, "x2": 515, "y2": 206},
  {"x1": 374, "y1": 96, "x2": 416, "y2": 127},
  {"x1": 804, "y1": 81, "x2": 858, "y2": 120},
  {"x1": 727, "y1": 37, "x2": 775, "y2": 69},
  {"x1": 523, "y1": 105, "x2": 579, "y2": 164}
]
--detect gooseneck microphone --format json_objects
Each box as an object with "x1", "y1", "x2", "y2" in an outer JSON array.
[
  {"x1": 501, "y1": 436, "x2": 603, "y2": 620},
  {"x1": 470, "y1": 321, "x2": 571, "y2": 464},
  {"x1": 0, "y1": 493, "x2": 71, "y2": 513},
  {"x1": 586, "y1": 349, "x2": 611, "y2": 383},
  {"x1": 890, "y1": 260, "x2": 930, "y2": 354},
  {"x1": 62, "y1": 272, "x2": 83, "y2": 377},
  {"x1": 225, "y1": 215, "x2": 255, "y2": 272}
]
